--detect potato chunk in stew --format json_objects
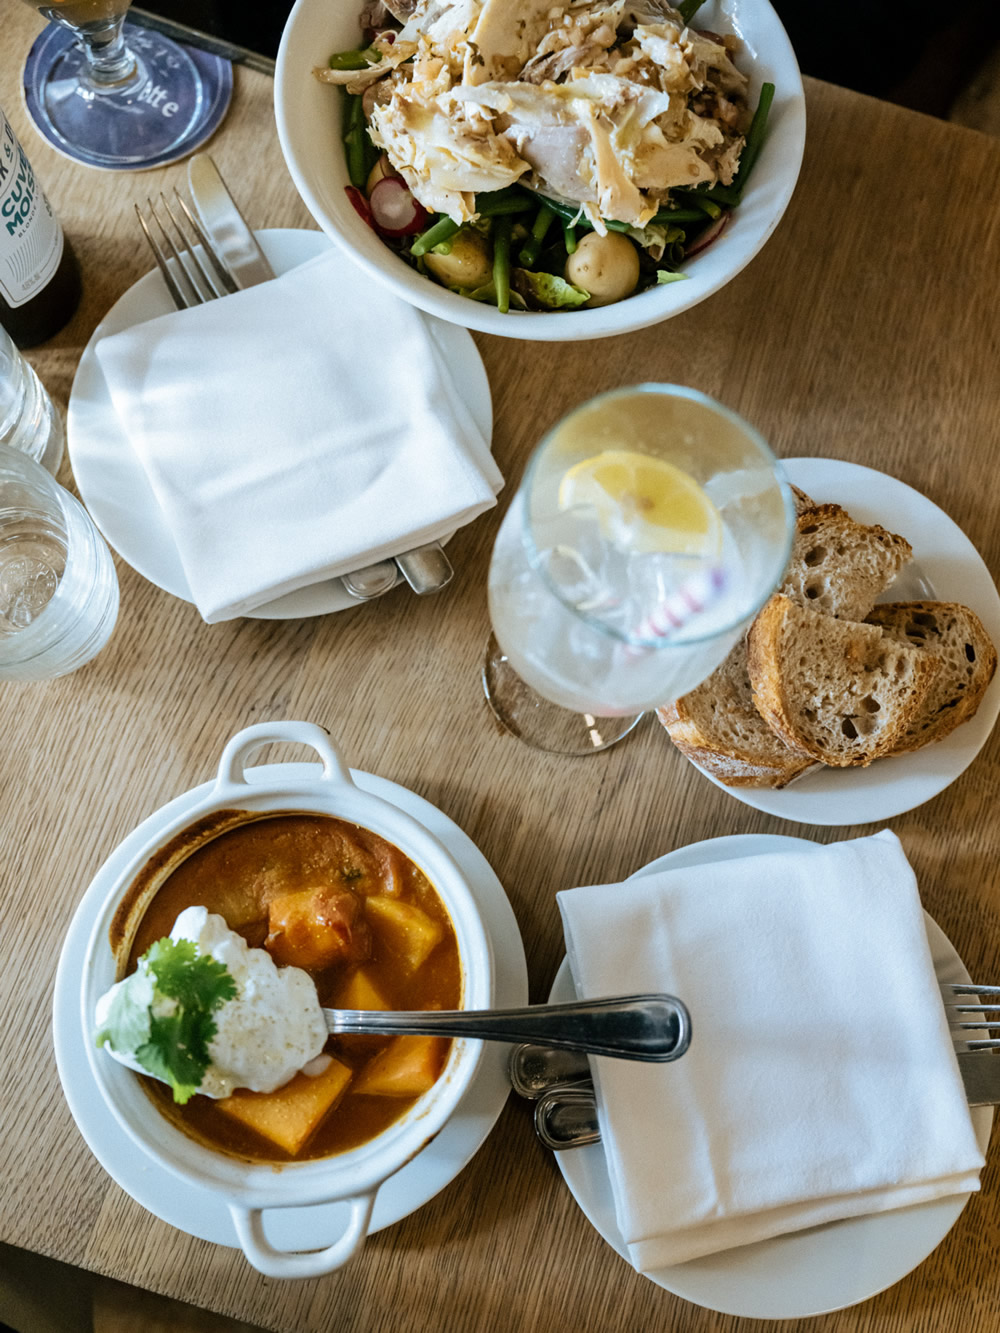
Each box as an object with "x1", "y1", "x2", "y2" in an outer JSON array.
[
  {"x1": 265, "y1": 884, "x2": 372, "y2": 971},
  {"x1": 337, "y1": 967, "x2": 391, "y2": 1012},
  {"x1": 217, "y1": 1057, "x2": 353, "y2": 1155},
  {"x1": 353, "y1": 1035, "x2": 447, "y2": 1098},
  {"x1": 364, "y1": 897, "x2": 443, "y2": 972}
]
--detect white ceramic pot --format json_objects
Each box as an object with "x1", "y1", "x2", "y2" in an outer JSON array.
[{"x1": 80, "y1": 721, "x2": 493, "y2": 1279}]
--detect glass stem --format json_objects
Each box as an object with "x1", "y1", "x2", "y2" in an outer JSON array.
[{"x1": 75, "y1": 16, "x2": 142, "y2": 91}]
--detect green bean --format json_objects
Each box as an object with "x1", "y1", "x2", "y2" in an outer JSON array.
[
  {"x1": 650, "y1": 206, "x2": 713, "y2": 224},
  {"x1": 535, "y1": 195, "x2": 634, "y2": 234},
  {"x1": 410, "y1": 215, "x2": 460, "y2": 257},
  {"x1": 562, "y1": 223, "x2": 577, "y2": 254},
  {"x1": 518, "y1": 203, "x2": 556, "y2": 268},
  {"x1": 341, "y1": 92, "x2": 368, "y2": 189},
  {"x1": 729, "y1": 81, "x2": 774, "y2": 201},
  {"x1": 475, "y1": 195, "x2": 534, "y2": 218},
  {"x1": 492, "y1": 215, "x2": 512, "y2": 314},
  {"x1": 328, "y1": 47, "x2": 379, "y2": 70},
  {"x1": 687, "y1": 195, "x2": 723, "y2": 220}
]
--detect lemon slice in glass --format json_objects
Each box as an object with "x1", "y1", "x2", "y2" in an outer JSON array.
[{"x1": 557, "y1": 450, "x2": 723, "y2": 556}]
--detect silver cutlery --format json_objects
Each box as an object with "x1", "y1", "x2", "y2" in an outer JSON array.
[
  {"x1": 395, "y1": 542, "x2": 455, "y2": 595},
  {"x1": 941, "y1": 981, "x2": 1000, "y2": 1049},
  {"x1": 518, "y1": 984, "x2": 1000, "y2": 1150},
  {"x1": 340, "y1": 561, "x2": 399, "y2": 600},
  {"x1": 534, "y1": 1081, "x2": 602, "y2": 1151},
  {"x1": 184, "y1": 153, "x2": 454, "y2": 600},
  {"x1": 324, "y1": 993, "x2": 691, "y2": 1062}
]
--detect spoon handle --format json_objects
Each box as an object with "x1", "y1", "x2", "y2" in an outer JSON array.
[{"x1": 323, "y1": 993, "x2": 691, "y2": 1062}]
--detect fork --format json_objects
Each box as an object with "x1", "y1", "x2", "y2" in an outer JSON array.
[
  {"x1": 135, "y1": 191, "x2": 238, "y2": 309},
  {"x1": 941, "y1": 982, "x2": 1000, "y2": 1050},
  {"x1": 134, "y1": 193, "x2": 403, "y2": 604}
]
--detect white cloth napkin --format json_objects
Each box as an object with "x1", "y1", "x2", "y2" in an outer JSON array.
[
  {"x1": 557, "y1": 831, "x2": 984, "y2": 1271},
  {"x1": 95, "y1": 248, "x2": 501, "y2": 622}
]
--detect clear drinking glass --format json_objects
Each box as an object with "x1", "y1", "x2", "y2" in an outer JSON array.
[
  {"x1": 0, "y1": 324, "x2": 64, "y2": 474},
  {"x1": 484, "y1": 384, "x2": 796, "y2": 755},
  {"x1": 20, "y1": 0, "x2": 208, "y2": 169},
  {"x1": 0, "y1": 443, "x2": 119, "y2": 681}
]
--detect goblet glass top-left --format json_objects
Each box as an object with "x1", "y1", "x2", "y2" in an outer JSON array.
[{"x1": 20, "y1": 0, "x2": 208, "y2": 168}]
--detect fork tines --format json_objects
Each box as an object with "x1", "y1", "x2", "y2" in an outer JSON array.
[
  {"x1": 135, "y1": 191, "x2": 237, "y2": 310},
  {"x1": 940, "y1": 982, "x2": 1000, "y2": 1049}
]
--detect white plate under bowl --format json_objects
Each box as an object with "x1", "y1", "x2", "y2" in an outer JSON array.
[
  {"x1": 551, "y1": 833, "x2": 993, "y2": 1320},
  {"x1": 53, "y1": 763, "x2": 527, "y2": 1251},
  {"x1": 667, "y1": 457, "x2": 1000, "y2": 825},
  {"x1": 66, "y1": 229, "x2": 493, "y2": 619},
  {"x1": 274, "y1": 0, "x2": 806, "y2": 342}
]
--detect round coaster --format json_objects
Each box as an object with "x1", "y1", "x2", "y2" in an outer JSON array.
[{"x1": 23, "y1": 21, "x2": 232, "y2": 172}]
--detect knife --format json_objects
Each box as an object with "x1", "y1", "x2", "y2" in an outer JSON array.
[
  {"x1": 185, "y1": 153, "x2": 453, "y2": 601},
  {"x1": 187, "y1": 153, "x2": 275, "y2": 289},
  {"x1": 957, "y1": 1051, "x2": 1000, "y2": 1107}
]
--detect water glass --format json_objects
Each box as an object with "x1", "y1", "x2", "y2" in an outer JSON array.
[
  {"x1": 485, "y1": 384, "x2": 795, "y2": 754},
  {"x1": 0, "y1": 324, "x2": 64, "y2": 473},
  {"x1": 0, "y1": 444, "x2": 119, "y2": 681}
]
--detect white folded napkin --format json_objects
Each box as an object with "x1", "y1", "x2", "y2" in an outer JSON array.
[
  {"x1": 557, "y1": 831, "x2": 984, "y2": 1271},
  {"x1": 95, "y1": 248, "x2": 501, "y2": 622}
]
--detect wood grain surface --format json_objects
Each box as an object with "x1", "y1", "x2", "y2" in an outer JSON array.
[{"x1": 2, "y1": 7, "x2": 1000, "y2": 1330}]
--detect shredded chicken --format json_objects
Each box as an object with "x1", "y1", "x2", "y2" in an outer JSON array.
[{"x1": 316, "y1": 0, "x2": 750, "y2": 227}]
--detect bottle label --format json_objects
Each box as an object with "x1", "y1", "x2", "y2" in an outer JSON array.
[{"x1": 0, "y1": 111, "x2": 63, "y2": 310}]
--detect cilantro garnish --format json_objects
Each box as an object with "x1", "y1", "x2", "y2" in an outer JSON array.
[{"x1": 95, "y1": 936, "x2": 237, "y2": 1105}]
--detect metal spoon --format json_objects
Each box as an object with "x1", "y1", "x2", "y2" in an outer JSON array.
[{"x1": 323, "y1": 993, "x2": 691, "y2": 1062}]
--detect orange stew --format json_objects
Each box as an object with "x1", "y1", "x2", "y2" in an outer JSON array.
[{"x1": 128, "y1": 813, "x2": 461, "y2": 1164}]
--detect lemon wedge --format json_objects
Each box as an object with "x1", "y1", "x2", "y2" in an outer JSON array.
[{"x1": 557, "y1": 450, "x2": 723, "y2": 556}]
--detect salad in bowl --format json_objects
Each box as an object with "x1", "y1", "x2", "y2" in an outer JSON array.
[{"x1": 275, "y1": 0, "x2": 805, "y2": 339}]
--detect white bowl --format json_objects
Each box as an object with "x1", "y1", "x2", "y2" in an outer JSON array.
[
  {"x1": 81, "y1": 721, "x2": 493, "y2": 1279},
  {"x1": 274, "y1": 0, "x2": 806, "y2": 342}
]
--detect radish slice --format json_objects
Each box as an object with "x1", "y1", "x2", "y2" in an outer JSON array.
[
  {"x1": 369, "y1": 176, "x2": 429, "y2": 237},
  {"x1": 685, "y1": 209, "x2": 729, "y2": 257},
  {"x1": 344, "y1": 185, "x2": 373, "y2": 226}
]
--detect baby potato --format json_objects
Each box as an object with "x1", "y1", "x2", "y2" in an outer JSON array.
[
  {"x1": 365, "y1": 154, "x2": 396, "y2": 196},
  {"x1": 565, "y1": 231, "x2": 640, "y2": 307},
  {"x1": 423, "y1": 227, "x2": 492, "y2": 290}
]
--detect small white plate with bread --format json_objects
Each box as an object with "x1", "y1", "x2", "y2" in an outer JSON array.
[{"x1": 658, "y1": 458, "x2": 1000, "y2": 826}]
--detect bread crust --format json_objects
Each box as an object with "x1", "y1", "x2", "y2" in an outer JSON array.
[
  {"x1": 657, "y1": 700, "x2": 817, "y2": 788},
  {"x1": 865, "y1": 601, "x2": 998, "y2": 751}
]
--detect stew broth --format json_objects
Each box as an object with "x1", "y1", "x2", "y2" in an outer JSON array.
[{"x1": 128, "y1": 813, "x2": 461, "y2": 1164}]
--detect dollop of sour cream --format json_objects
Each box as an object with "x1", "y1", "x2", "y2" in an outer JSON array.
[{"x1": 95, "y1": 906, "x2": 328, "y2": 1098}]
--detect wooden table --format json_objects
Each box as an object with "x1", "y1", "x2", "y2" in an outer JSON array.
[{"x1": 3, "y1": 9, "x2": 1000, "y2": 1331}]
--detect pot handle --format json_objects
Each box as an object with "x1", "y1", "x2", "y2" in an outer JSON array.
[
  {"x1": 229, "y1": 1192, "x2": 376, "y2": 1279},
  {"x1": 215, "y1": 721, "x2": 352, "y2": 791}
]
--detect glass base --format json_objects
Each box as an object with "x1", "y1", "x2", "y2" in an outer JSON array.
[
  {"x1": 23, "y1": 21, "x2": 208, "y2": 168},
  {"x1": 482, "y1": 634, "x2": 644, "y2": 756}
]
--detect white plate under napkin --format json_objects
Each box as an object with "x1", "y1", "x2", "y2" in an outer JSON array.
[
  {"x1": 557, "y1": 830, "x2": 984, "y2": 1273},
  {"x1": 93, "y1": 245, "x2": 502, "y2": 623}
]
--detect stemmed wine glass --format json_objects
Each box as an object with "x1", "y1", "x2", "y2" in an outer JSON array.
[
  {"x1": 484, "y1": 384, "x2": 796, "y2": 755},
  {"x1": 20, "y1": 0, "x2": 212, "y2": 169}
]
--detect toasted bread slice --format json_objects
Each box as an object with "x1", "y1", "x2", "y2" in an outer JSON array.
[
  {"x1": 657, "y1": 640, "x2": 818, "y2": 788},
  {"x1": 747, "y1": 595, "x2": 941, "y2": 766},
  {"x1": 865, "y1": 601, "x2": 997, "y2": 751},
  {"x1": 658, "y1": 498, "x2": 912, "y2": 786},
  {"x1": 780, "y1": 504, "x2": 912, "y2": 621}
]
